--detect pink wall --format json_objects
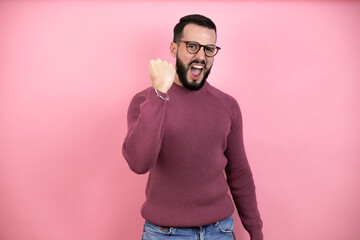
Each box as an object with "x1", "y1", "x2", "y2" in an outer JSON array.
[{"x1": 1, "y1": 1, "x2": 359, "y2": 240}]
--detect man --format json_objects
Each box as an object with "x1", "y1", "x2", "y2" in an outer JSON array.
[{"x1": 122, "y1": 14, "x2": 263, "y2": 240}]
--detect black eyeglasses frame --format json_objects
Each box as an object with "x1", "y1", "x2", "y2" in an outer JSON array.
[{"x1": 175, "y1": 40, "x2": 221, "y2": 57}]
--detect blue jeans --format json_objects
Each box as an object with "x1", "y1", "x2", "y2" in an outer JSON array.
[{"x1": 142, "y1": 215, "x2": 235, "y2": 240}]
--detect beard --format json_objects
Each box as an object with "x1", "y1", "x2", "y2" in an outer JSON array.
[{"x1": 176, "y1": 56, "x2": 212, "y2": 91}]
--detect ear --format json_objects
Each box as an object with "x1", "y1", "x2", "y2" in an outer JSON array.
[{"x1": 170, "y1": 42, "x2": 177, "y2": 58}]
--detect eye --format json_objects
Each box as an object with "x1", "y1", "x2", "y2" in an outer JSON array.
[
  {"x1": 187, "y1": 43, "x2": 198, "y2": 49},
  {"x1": 205, "y1": 46, "x2": 216, "y2": 53}
]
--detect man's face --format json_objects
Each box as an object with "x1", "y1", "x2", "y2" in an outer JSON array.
[{"x1": 171, "y1": 24, "x2": 217, "y2": 91}]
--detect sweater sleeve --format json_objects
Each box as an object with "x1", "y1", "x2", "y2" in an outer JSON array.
[
  {"x1": 122, "y1": 87, "x2": 168, "y2": 174},
  {"x1": 224, "y1": 100, "x2": 263, "y2": 240}
]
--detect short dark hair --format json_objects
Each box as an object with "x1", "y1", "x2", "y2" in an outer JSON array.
[{"x1": 173, "y1": 14, "x2": 217, "y2": 42}]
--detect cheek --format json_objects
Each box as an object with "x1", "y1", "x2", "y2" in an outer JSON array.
[
  {"x1": 206, "y1": 59, "x2": 214, "y2": 69},
  {"x1": 178, "y1": 54, "x2": 192, "y2": 67},
  {"x1": 184, "y1": 53, "x2": 195, "y2": 63}
]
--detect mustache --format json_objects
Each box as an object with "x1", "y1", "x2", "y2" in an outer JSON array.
[{"x1": 189, "y1": 60, "x2": 206, "y2": 66}]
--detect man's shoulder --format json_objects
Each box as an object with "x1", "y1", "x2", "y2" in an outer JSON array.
[
  {"x1": 206, "y1": 83, "x2": 242, "y2": 122},
  {"x1": 206, "y1": 83, "x2": 239, "y2": 107}
]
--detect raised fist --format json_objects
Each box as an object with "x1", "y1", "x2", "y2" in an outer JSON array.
[{"x1": 149, "y1": 58, "x2": 175, "y2": 93}]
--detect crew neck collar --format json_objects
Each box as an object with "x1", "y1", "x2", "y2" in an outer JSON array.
[{"x1": 170, "y1": 81, "x2": 209, "y2": 93}]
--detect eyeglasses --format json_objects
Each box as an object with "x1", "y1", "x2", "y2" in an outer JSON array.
[{"x1": 175, "y1": 40, "x2": 221, "y2": 57}]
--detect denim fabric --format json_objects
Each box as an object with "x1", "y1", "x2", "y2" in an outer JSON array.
[{"x1": 142, "y1": 215, "x2": 235, "y2": 240}]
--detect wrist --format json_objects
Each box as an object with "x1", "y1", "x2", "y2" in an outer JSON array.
[
  {"x1": 152, "y1": 84, "x2": 169, "y2": 93},
  {"x1": 152, "y1": 86, "x2": 169, "y2": 101}
]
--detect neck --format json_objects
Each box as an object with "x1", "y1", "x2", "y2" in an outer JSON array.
[{"x1": 174, "y1": 74, "x2": 183, "y2": 87}]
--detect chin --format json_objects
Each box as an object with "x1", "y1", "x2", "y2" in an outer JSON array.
[
  {"x1": 188, "y1": 76, "x2": 203, "y2": 84},
  {"x1": 188, "y1": 80, "x2": 200, "y2": 86}
]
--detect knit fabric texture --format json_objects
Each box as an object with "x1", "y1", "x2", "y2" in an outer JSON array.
[{"x1": 122, "y1": 82, "x2": 263, "y2": 239}]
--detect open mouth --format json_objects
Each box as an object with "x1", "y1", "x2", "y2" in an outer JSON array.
[{"x1": 190, "y1": 64, "x2": 204, "y2": 80}]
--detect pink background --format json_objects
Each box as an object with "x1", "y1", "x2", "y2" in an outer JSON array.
[{"x1": 1, "y1": 1, "x2": 360, "y2": 240}]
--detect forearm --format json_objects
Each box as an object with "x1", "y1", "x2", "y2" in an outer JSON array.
[
  {"x1": 227, "y1": 165, "x2": 263, "y2": 239},
  {"x1": 122, "y1": 88, "x2": 168, "y2": 174}
]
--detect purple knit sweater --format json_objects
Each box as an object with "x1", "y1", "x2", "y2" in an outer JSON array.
[{"x1": 122, "y1": 82, "x2": 263, "y2": 239}]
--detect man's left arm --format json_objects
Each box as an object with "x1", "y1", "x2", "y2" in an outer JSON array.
[{"x1": 224, "y1": 100, "x2": 263, "y2": 240}]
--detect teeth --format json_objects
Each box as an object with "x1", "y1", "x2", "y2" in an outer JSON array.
[{"x1": 192, "y1": 65, "x2": 203, "y2": 69}]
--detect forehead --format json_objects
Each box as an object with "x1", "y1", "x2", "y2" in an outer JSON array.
[{"x1": 182, "y1": 24, "x2": 216, "y2": 45}]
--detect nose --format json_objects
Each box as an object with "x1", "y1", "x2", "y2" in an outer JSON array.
[{"x1": 194, "y1": 46, "x2": 206, "y2": 61}]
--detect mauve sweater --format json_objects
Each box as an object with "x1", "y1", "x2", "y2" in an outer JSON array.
[{"x1": 122, "y1": 82, "x2": 263, "y2": 239}]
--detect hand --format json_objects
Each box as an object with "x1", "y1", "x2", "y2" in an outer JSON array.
[{"x1": 149, "y1": 58, "x2": 175, "y2": 93}]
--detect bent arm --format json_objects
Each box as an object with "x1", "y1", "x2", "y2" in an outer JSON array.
[{"x1": 122, "y1": 88, "x2": 168, "y2": 174}]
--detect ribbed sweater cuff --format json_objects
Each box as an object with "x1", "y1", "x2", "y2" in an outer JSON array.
[{"x1": 250, "y1": 229, "x2": 263, "y2": 240}]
